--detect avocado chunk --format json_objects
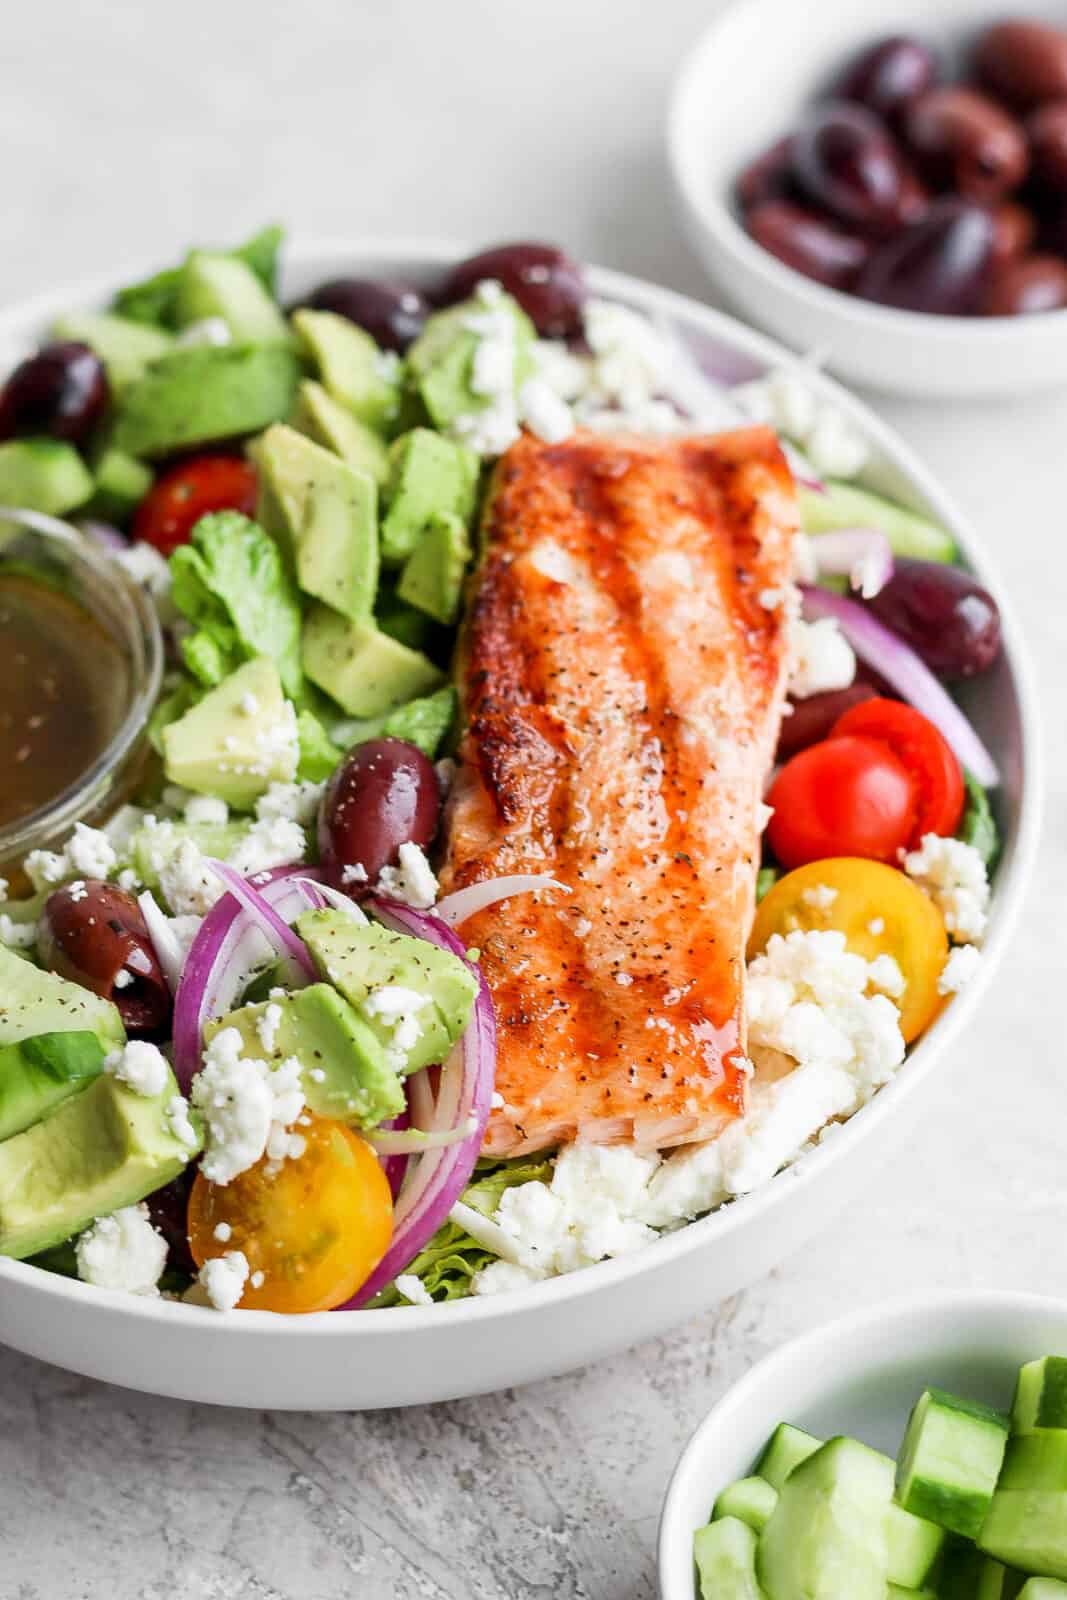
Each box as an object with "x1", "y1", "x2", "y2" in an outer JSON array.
[
  {"x1": 799, "y1": 481, "x2": 957, "y2": 563},
  {"x1": 291, "y1": 380, "x2": 390, "y2": 485},
  {"x1": 113, "y1": 224, "x2": 284, "y2": 329},
  {"x1": 175, "y1": 251, "x2": 291, "y2": 346},
  {"x1": 52, "y1": 310, "x2": 175, "y2": 393},
  {"x1": 302, "y1": 607, "x2": 445, "y2": 716},
  {"x1": 252, "y1": 424, "x2": 379, "y2": 620},
  {"x1": 376, "y1": 577, "x2": 435, "y2": 651},
  {"x1": 397, "y1": 510, "x2": 471, "y2": 624},
  {"x1": 0, "y1": 1064, "x2": 200, "y2": 1259},
  {"x1": 114, "y1": 343, "x2": 301, "y2": 458},
  {"x1": 380, "y1": 428, "x2": 479, "y2": 565},
  {"x1": 0, "y1": 944, "x2": 124, "y2": 1054},
  {"x1": 0, "y1": 1032, "x2": 106, "y2": 1144},
  {"x1": 205, "y1": 984, "x2": 405, "y2": 1129},
  {"x1": 87, "y1": 446, "x2": 153, "y2": 522},
  {"x1": 296, "y1": 910, "x2": 478, "y2": 1075},
  {"x1": 291, "y1": 309, "x2": 403, "y2": 434},
  {"x1": 161, "y1": 657, "x2": 297, "y2": 809},
  {"x1": 406, "y1": 291, "x2": 535, "y2": 432},
  {"x1": 0, "y1": 438, "x2": 93, "y2": 515}
]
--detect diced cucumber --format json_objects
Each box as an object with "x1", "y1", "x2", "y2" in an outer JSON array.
[
  {"x1": 712, "y1": 1476, "x2": 778, "y2": 1533},
  {"x1": 693, "y1": 1517, "x2": 763, "y2": 1600},
  {"x1": 1014, "y1": 1358, "x2": 1067, "y2": 1435},
  {"x1": 896, "y1": 1387, "x2": 1009, "y2": 1538},
  {"x1": 978, "y1": 1557, "x2": 1027, "y2": 1599},
  {"x1": 0, "y1": 437, "x2": 93, "y2": 515},
  {"x1": 1019, "y1": 1583, "x2": 1067, "y2": 1599},
  {"x1": 886, "y1": 1500, "x2": 946, "y2": 1589},
  {"x1": 798, "y1": 481, "x2": 957, "y2": 562},
  {"x1": 1000, "y1": 1433, "x2": 1067, "y2": 1491},
  {"x1": 88, "y1": 446, "x2": 153, "y2": 522},
  {"x1": 980, "y1": 1490, "x2": 1067, "y2": 1580},
  {"x1": 940, "y1": 1541, "x2": 987, "y2": 1599},
  {"x1": 887, "y1": 1587, "x2": 936, "y2": 1600},
  {"x1": 756, "y1": 1437, "x2": 892, "y2": 1600},
  {"x1": 755, "y1": 1423, "x2": 822, "y2": 1491}
]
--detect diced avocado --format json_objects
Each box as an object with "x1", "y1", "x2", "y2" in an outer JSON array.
[
  {"x1": 376, "y1": 578, "x2": 435, "y2": 651},
  {"x1": 693, "y1": 1516, "x2": 762, "y2": 1600},
  {"x1": 886, "y1": 1500, "x2": 947, "y2": 1590},
  {"x1": 161, "y1": 657, "x2": 297, "y2": 809},
  {"x1": 113, "y1": 224, "x2": 284, "y2": 329},
  {"x1": 383, "y1": 685, "x2": 457, "y2": 759},
  {"x1": 756, "y1": 1423, "x2": 822, "y2": 1491},
  {"x1": 0, "y1": 438, "x2": 93, "y2": 515},
  {"x1": 0, "y1": 1032, "x2": 106, "y2": 1143},
  {"x1": 296, "y1": 708, "x2": 342, "y2": 782},
  {"x1": 406, "y1": 292, "x2": 535, "y2": 432},
  {"x1": 0, "y1": 944, "x2": 124, "y2": 1054},
  {"x1": 302, "y1": 607, "x2": 445, "y2": 717},
  {"x1": 396, "y1": 509, "x2": 471, "y2": 625},
  {"x1": 114, "y1": 344, "x2": 301, "y2": 459},
  {"x1": 128, "y1": 817, "x2": 249, "y2": 892},
  {"x1": 799, "y1": 481, "x2": 957, "y2": 563},
  {"x1": 88, "y1": 447, "x2": 153, "y2": 523},
  {"x1": 291, "y1": 309, "x2": 403, "y2": 434},
  {"x1": 296, "y1": 911, "x2": 478, "y2": 1075},
  {"x1": 251, "y1": 424, "x2": 378, "y2": 619},
  {"x1": 51, "y1": 311, "x2": 174, "y2": 392},
  {"x1": 756, "y1": 1436, "x2": 892, "y2": 1600},
  {"x1": 205, "y1": 984, "x2": 404, "y2": 1129},
  {"x1": 981, "y1": 1491, "x2": 1067, "y2": 1580},
  {"x1": 1014, "y1": 1358, "x2": 1067, "y2": 1435},
  {"x1": 0, "y1": 1065, "x2": 200, "y2": 1259},
  {"x1": 291, "y1": 380, "x2": 390, "y2": 485},
  {"x1": 712, "y1": 1476, "x2": 778, "y2": 1534},
  {"x1": 380, "y1": 428, "x2": 479, "y2": 565},
  {"x1": 896, "y1": 1387, "x2": 1010, "y2": 1539},
  {"x1": 175, "y1": 251, "x2": 291, "y2": 346}
]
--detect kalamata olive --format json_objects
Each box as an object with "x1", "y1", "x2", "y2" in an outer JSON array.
[
  {"x1": 146, "y1": 1168, "x2": 196, "y2": 1279},
  {"x1": 0, "y1": 342, "x2": 109, "y2": 449},
  {"x1": 1027, "y1": 101, "x2": 1067, "y2": 191},
  {"x1": 988, "y1": 199, "x2": 1036, "y2": 267},
  {"x1": 746, "y1": 200, "x2": 871, "y2": 289},
  {"x1": 38, "y1": 881, "x2": 171, "y2": 1038},
  {"x1": 298, "y1": 277, "x2": 430, "y2": 354},
  {"x1": 985, "y1": 251, "x2": 1067, "y2": 314},
  {"x1": 867, "y1": 558, "x2": 1001, "y2": 678},
  {"x1": 903, "y1": 87, "x2": 1028, "y2": 203},
  {"x1": 438, "y1": 242, "x2": 586, "y2": 338},
  {"x1": 974, "y1": 20, "x2": 1067, "y2": 112},
  {"x1": 736, "y1": 137, "x2": 796, "y2": 210},
  {"x1": 318, "y1": 737, "x2": 441, "y2": 891},
  {"x1": 776, "y1": 679, "x2": 883, "y2": 762},
  {"x1": 836, "y1": 35, "x2": 939, "y2": 125},
  {"x1": 857, "y1": 197, "x2": 995, "y2": 314},
  {"x1": 791, "y1": 102, "x2": 908, "y2": 230}
]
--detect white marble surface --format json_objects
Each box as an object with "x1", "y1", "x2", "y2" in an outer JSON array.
[{"x1": 0, "y1": 1, "x2": 1063, "y2": 1595}]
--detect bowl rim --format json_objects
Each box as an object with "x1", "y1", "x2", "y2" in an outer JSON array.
[
  {"x1": 666, "y1": 0, "x2": 1067, "y2": 341},
  {"x1": 0, "y1": 236, "x2": 1043, "y2": 1337},
  {"x1": 657, "y1": 1288, "x2": 1067, "y2": 1599}
]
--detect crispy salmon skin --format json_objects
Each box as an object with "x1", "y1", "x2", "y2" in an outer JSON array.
[{"x1": 441, "y1": 427, "x2": 797, "y2": 1158}]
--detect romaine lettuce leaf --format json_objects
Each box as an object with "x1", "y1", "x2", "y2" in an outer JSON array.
[
  {"x1": 113, "y1": 225, "x2": 284, "y2": 327},
  {"x1": 959, "y1": 772, "x2": 999, "y2": 868}
]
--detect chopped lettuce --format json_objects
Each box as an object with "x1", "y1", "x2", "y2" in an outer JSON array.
[
  {"x1": 959, "y1": 772, "x2": 1000, "y2": 868},
  {"x1": 296, "y1": 709, "x2": 343, "y2": 783},
  {"x1": 170, "y1": 511, "x2": 304, "y2": 698},
  {"x1": 113, "y1": 224, "x2": 284, "y2": 328},
  {"x1": 756, "y1": 865, "x2": 779, "y2": 902},
  {"x1": 147, "y1": 678, "x2": 202, "y2": 755}
]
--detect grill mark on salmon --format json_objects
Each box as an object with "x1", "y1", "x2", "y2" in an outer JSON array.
[{"x1": 441, "y1": 427, "x2": 797, "y2": 1157}]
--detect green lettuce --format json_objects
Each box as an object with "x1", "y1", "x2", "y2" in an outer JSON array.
[
  {"x1": 959, "y1": 772, "x2": 1000, "y2": 868},
  {"x1": 170, "y1": 511, "x2": 304, "y2": 697},
  {"x1": 113, "y1": 224, "x2": 284, "y2": 328},
  {"x1": 296, "y1": 709, "x2": 343, "y2": 783}
]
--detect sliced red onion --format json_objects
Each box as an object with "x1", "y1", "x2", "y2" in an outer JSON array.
[
  {"x1": 434, "y1": 873, "x2": 568, "y2": 929},
  {"x1": 810, "y1": 528, "x2": 893, "y2": 599},
  {"x1": 79, "y1": 517, "x2": 129, "y2": 552},
  {"x1": 368, "y1": 1122, "x2": 478, "y2": 1154},
  {"x1": 290, "y1": 878, "x2": 369, "y2": 923},
  {"x1": 206, "y1": 860, "x2": 317, "y2": 979},
  {"x1": 137, "y1": 890, "x2": 185, "y2": 994},
  {"x1": 801, "y1": 586, "x2": 999, "y2": 786}
]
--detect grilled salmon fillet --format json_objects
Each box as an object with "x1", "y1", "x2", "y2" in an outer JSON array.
[{"x1": 440, "y1": 427, "x2": 798, "y2": 1158}]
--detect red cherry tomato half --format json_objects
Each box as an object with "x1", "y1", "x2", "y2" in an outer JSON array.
[
  {"x1": 830, "y1": 698, "x2": 964, "y2": 844},
  {"x1": 132, "y1": 454, "x2": 258, "y2": 556},
  {"x1": 767, "y1": 734, "x2": 917, "y2": 870}
]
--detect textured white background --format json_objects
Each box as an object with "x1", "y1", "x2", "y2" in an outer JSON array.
[{"x1": 0, "y1": 2, "x2": 1063, "y2": 1596}]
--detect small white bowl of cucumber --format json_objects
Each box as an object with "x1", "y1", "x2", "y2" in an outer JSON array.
[{"x1": 658, "y1": 1292, "x2": 1067, "y2": 1600}]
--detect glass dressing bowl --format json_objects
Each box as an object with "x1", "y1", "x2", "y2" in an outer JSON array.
[{"x1": 0, "y1": 509, "x2": 163, "y2": 886}]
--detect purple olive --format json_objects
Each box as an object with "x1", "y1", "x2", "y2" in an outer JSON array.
[
  {"x1": 985, "y1": 252, "x2": 1067, "y2": 314},
  {"x1": 299, "y1": 278, "x2": 431, "y2": 353},
  {"x1": 38, "y1": 881, "x2": 171, "y2": 1038},
  {"x1": 736, "y1": 137, "x2": 797, "y2": 211},
  {"x1": 746, "y1": 200, "x2": 871, "y2": 289},
  {"x1": 318, "y1": 737, "x2": 441, "y2": 891},
  {"x1": 438, "y1": 242, "x2": 586, "y2": 338},
  {"x1": 903, "y1": 87, "x2": 1029, "y2": 203},
  {"x1": 988, "y1": 199, "x2": 1036, "y2": 267},
  {"x1": 777, "y1": 679, "x2": 884, "y2": 762},
  {"x1": 867, "y1": 558, "x2": 1001, "y2": 678},
  {"x1": 857, "y1": 197, "x2": 995, "y2": 314},
  {"x1": 836, "y1": 35, "x2": 939, "y2": 125},
  {"x1": 1027, "y1": 101, "x2": 1067, "y2": 192},
  {"x1": 973, "y1": 20, "x2": 1067, "y2": 113},
  {"x1": 0, "y1": 342, "x2": 109, "y2": 448},
  {"x1": 791, "y1": 102, "x2": 909, "y2": 230},
  {"x1": 146, "y1": 1168, "x2": 196, "y2": 1278}
]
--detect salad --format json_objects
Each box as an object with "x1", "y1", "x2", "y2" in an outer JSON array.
[{"x1": 0, "y1": 228, "x2": 1003, "y2": 1313}]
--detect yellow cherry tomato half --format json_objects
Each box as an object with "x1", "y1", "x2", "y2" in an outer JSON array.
[
  {"x1": 188, "y1": 1113, "x2": 393, "y2": 1314},
  {"x1": 750, "y1": 856, "x2": 948, "y2": 1044}
]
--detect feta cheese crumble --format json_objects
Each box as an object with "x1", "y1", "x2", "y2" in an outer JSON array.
[
  {"x1": 25, "y1": 822, "x2": 118, "y2": 892},
  {"x1": 395, "y1": 1273, "x2": 434, "y2": 1307},
  {"x1": 104, "y1": 1040, "x2": 168, "y2": 1098},
  {"x1": 255, "y1": 780, "x2": 325, "y2": 827},
  {"x1": 451, "y1": 279, "x2": 522, "y2": 456},
  {"x1": 938, "y1": 943, "x2": 982, "y2": 995},
  {"x1": 183, "y1": 793, "x2": 229, "y2": 827},
  {"x1": 787, "y1": 616, "x2": 856, "y2": 700},
  {"x1": 158, "y1": 837, "x2": 224, "y2": 918},
  {"x1": 903, "y1": 833, "x2": 990, "y2": 945},
  {"x1": 166, "y1": 1094, "x2": 199, "y2": 1149},
  {"x1": 75, "y1": 1204, "x2": 167, "y2": 1296},
  {"x1": 0, "y1": 914, "x2": 36, "y2": 951},
  {"x1": 362, "y1": 985, "x2": 429, "y2": 1071},
  {"x1": 518, "y1": 376, "x2": 573, "y2": 443},
  {"x1": 197, "y1": 1250, "x2": 249, "y2": 1312},
  {"x1": 225, "y1": 816, "x2": 306, "y2": 878},
  {"x1": 375, "y1": 841, "x2": 438, "y2": 909},
  {"x1": 190, "y1": 1027, "x2": 306, "y2": 1185}
]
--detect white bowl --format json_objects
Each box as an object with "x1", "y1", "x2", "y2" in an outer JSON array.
[
  {"x1": 659, "y1": 1291, "x2": 1067, "y2": 1600},
  {"x1": 668, "y1": 0, "x2": 1067, "y2": 397},
  {"x1": 0, "y1": 241, "x2": 1041, "y2": 1409}
]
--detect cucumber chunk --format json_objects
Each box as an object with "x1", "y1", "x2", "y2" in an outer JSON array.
[
  {"x1": 712, "y1": 1476, "x2": 778, "y2": 1533},
  {"x1": 693, "y1": 1516, "x2": 763, "y2": 1600},
  {"x1": 980, "y1": 1489, "x2": 1067, "y2": 1580},
  {"x1": 1018, "y1": 1583, "x2": 1067, "y2": 1599},
  {"x1": 755, "y1": 1423, "x2": 822, "y2": 1490},
  {"x1": 887, "y1": 1587, "x2": 936, "y2": 1600},
  {"x1": 798, "y1": 481, "x2": 956, "y2": 562},
  {"x1": 886, "y1": 1499, "x2": 946, "y2": 1588},
  {"x1": 756, "y1": 1436, "x2": 892, "y2": 1600},
  {"x1": 1014, "y1": 1359, "x2": 1067, "y2": 1435},
  {"x1": 896, "y1": 1387, "x2": 1009, "y2": 1538},
  {"x1": 978, "y1": 1557, "x2": 1027, "y2": 1599},
  {"x1": 1000, "y1": 1434, "x2": 1067, "y2": 1491}
]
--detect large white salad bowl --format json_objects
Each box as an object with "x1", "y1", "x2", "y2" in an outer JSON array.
[{"x1": 0, "y1": 241, "x2": 1040, "y2": 1409}]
